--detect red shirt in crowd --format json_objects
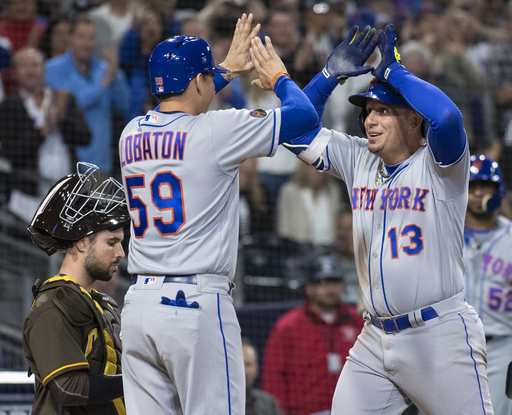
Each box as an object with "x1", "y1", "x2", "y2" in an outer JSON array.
[{"x1": 262, "y1": 300, "x2": 364, "y2": 415}]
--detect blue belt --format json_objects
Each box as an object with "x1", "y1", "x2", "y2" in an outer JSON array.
[
  {"x1": 370, "y1": 307, "x2": 438, "y2": 334},
  {"x1": 131, "y1": 275, "x2": 197, "y2": 285}
]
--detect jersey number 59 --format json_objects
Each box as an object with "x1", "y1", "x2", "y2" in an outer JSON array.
[{"x1": 125, "y1": 172, "x2": 186, "y2": 238}]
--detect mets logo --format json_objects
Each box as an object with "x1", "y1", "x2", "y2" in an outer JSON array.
[
  {"x1": 250, "y1": 109, "x2": 267, "y2": 118},
  {"x1": 144, "y1": 277, "x2": 156, "y2": 285}
]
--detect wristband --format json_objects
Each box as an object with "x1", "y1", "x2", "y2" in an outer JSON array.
[{"x1": 271, "y1": 72, "x2": 290, "y2": 91}]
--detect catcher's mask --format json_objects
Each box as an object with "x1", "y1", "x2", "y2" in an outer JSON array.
[
  {"x1": 27, "y1": 162, "x2": 130, "y2": 256},
  {"x1": 469, "y1": 154, "x2": 506, "y2": 213},
  {"x1": 349, "y1": 77, "x2": 427, "y2": 137}
]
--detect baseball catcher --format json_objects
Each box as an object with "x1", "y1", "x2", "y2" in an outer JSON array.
[{"x1": 23, "y1": 162, "x2": 130, "y2": 415}]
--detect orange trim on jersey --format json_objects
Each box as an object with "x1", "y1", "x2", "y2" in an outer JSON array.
[
  {"x1": 42, "y1": 362, "x2": 89, "y2": 385},
  {"x1": 151, "y1": 170, "x2": 186, "y2": 236},
  {"x1": 125, "y1": 174, "x2": 149, "y2": 239}
]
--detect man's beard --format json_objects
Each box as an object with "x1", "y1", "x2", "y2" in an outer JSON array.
[
  {"x1": 467, "y1": 205, "x2": 493, "y2": 221},
  {"x1": 84, "y1": 250, "x2": 115, "y2": 282}
]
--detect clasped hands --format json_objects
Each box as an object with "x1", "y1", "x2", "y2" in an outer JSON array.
[{"x1": 324, "y1": 23, "x2": 402, "y2": 84}]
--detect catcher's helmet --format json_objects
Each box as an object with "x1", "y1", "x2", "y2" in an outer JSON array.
[
  {"x1": 27, "y1": 162, "x2": 130, "y2": 256},
  {"x1": 149, "y1": 35, "x2": 229, "y2": 95},
  {"x1": 469, "y1": 154, "x2": 506, "y2": 213},
  {"x1": 348, "y1": 78, "x2": 427, "y2": 137}
]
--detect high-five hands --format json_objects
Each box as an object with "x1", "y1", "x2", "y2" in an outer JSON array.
[
  {"x1": 220, "y1": 13, "x2": 261, "y2": 79},
  {"x1": 323, "y1": 25, "x2": 378, "y2": 85},
  {"x1": 250, "y1": 36, "x2": 289, "y2": 91},
  {"x1": 372, "y1": 24, "x2": 403, "y2": 81}
]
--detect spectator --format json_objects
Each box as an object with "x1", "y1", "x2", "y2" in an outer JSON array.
[
  {"x1": 486, "y1": 5, "x2": 512, "y2": 189},
  {"x1": 88, "y1": 0, "x2": 145, "y2": 59},
  {"x1": 239, "y1": 157, "x2": 275, "y2": 238},
  {"x1": 303, "y1": 0, "x2": 348, "y2": 65},
  {"x1": 276, "y1": 162, "x2": 345, "y2": 248},
  {"x1": 332, "y1": 210, "x2": 359, "y2": 306},
  {"x1": 240, "y1": 71, "x2": 300, "y2": 201},
  {"x1": 39, "y1": 19, "x2": 72, "y2": 59},
  {"x1": 463, "y1": 155, "x2": 512, "y2": 415},
  {"x1": 262, "y1": 255, "x2": 363, "y2": 415},
  {"x1": 243, "y1": 337, "x2": 283, "y2": 415},
  {"x1": 0, "y1": 47, "x2": 90, "y2": 201},
  {"x1": 44, "y1": 14, "x2": 130, "y2": 178},
  {"x1": 0, "y1": 0, "x2": 48, "y2": 96},
  {"x1": 0, "y1": 35, "x2": 12, "y2": 103},
  {"x1": 263, "y1": 8, "x2": 323, "y2": 88},
  {"x1": 208, "y1": 15, "x2": 247, "y2": 110},
  {"x1": 119, "y1": 8, "x2": 165, "y2": 121}
]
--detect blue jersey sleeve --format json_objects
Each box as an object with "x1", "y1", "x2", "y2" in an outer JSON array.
[
  {"x1": 386, "y1": 63, "x2": 467, "y2": 166},
  {"x1": 302, "y1": 71, "x2": 339, "y2": 120},
  {"x1": 275, "y1": 76, "x2": 319, "y2": 143}
]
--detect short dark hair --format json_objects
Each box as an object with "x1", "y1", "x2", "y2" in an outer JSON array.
[{"x1": 70, "y1": 13, "x2": 94, "y2": 34}]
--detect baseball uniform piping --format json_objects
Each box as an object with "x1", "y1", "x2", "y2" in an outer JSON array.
[
  {"x1": 266, "y1": 110, "x2": 277, "y2": 157},
  {"x1": 459, "y1": 313, "x2": 488, "y2": 414},
  {"x1": 217, "y1": 293, "x2": 232, "y2": 415}
]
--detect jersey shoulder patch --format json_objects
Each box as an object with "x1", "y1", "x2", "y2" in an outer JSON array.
[{"x1": 250, "y1": 109, "x2": 267, "y2": 118}]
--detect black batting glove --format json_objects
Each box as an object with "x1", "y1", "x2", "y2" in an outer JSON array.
[
  {"x1": 323, "y1": 25, "x2": 379, "y2": 85},
  {"x1": 372, "y1": 24, "x2": 403, "y2": 81}
]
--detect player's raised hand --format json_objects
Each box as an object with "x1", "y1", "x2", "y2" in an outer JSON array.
[
  {"x1": 324, "y1": 25, "x2": 378, "y2": 85},
  {"x1": 250, "y1": 36, "x2": 288, "y2": 91},
  {"x1": 219, "y1": 13, "x2": 261, "y2": 78},
  {"x1": 372, "y1": 24, "x2": 403, "y2": 81}
]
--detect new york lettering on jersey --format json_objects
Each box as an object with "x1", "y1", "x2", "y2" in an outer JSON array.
[{"x1": 351, "y1": 186, "x2": 429, "y2": 211}]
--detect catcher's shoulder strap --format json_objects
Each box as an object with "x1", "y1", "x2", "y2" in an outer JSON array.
[{"x1": 32, "y1": 275, "x2": 105, "y2": 327}]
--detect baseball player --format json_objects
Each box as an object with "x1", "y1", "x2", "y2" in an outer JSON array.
[
  {"x1": 118, "y1": 13, "x2": 319, "y2": 415},
  {"x1": 464, "y1": 155, "x2": 512, "y2": 415},
  {"x1": 23, "y1": 162, "x2": 130, "y2": 415},
  {"x1": 282, "y1": 24, "x2": 494, "y2": 414}
]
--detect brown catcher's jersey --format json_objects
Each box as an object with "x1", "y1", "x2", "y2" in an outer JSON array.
[{"x1": 23, "y1": 276, "x2": 125, "y2": 415}]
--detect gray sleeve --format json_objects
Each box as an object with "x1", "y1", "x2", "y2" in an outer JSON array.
[{"x1": 209, "y1": 108, "x2": 281, "y2": 171}]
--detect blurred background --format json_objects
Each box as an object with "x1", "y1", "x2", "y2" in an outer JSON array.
[{"x1": 0, "y1": 0, "x2": 511, "y2": 413}]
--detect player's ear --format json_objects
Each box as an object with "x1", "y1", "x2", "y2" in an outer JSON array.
[
  {"x1": 409, "y1": 111, "x2": 423, "y2": 132},
  {"x1": 75, "y1": 238, "x2": 87, "y2": 253}
]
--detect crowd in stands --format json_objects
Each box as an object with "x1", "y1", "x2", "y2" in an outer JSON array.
[
  {"x1": 0, "y1": 0, "x2": 511, "y2": 297},
  {"x1": 2, "y1": 2, "x2": 512, "y2": 414}
]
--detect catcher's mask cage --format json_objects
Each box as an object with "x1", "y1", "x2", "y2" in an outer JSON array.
[
  {"x1": 469, "y1": 154, "x2": 506, "y2": 213},
  {"x1": 27, "y1": 162, "x2": 130, "y2": 256}
]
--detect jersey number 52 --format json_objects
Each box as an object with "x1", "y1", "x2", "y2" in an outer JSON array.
[{"x1": 125, "y1": 172, "x2": 186, "y2": 238}]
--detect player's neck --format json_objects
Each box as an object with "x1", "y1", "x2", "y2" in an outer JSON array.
[{"x1": 59, "y1": 257, "x2": 94, "y2": 292}]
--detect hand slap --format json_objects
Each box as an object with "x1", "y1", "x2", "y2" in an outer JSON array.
[
  {"x1": 324, "y1": 25, "x2": 378, "y2": 84},
  {"x1": 250, "y1": 36, "x2": 288, "y2": 91},
  {"x1": 372, "y1": 24, "x2": 402, "y2": 81},
  {"x1": 219, "y1": 13, "x2": 261, "y2": 77}
]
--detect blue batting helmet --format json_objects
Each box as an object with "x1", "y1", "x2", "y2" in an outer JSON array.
[
  {"x1": 348, "y1": 78, "x2": 427, "y2": 137},
  {"x1": 469, "y1": 154, "x2": 506, "y2": 213},
  {"x1": 349, "y1": 77, "x2": 410, "y2": 110},
  {"x1": 149, "y1": 36, "x2": 229, "y2": 95}
]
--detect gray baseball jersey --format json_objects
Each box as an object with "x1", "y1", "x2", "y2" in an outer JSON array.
[
  {"x1": 312, "y1": 128, "x2": 493, "y2": 414},
  {"x1": 322, "y1": 129, "x2": 468, "y2": 316},
  {"x1": 464, "y1": 215, "x2": 512, "y2": 414},
  {"x1": 119, "y1": 108, "x2": 280, "y2": 280},
  {"x1": 119, "y1": 107, "x2": 281, "y2": 415}
]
